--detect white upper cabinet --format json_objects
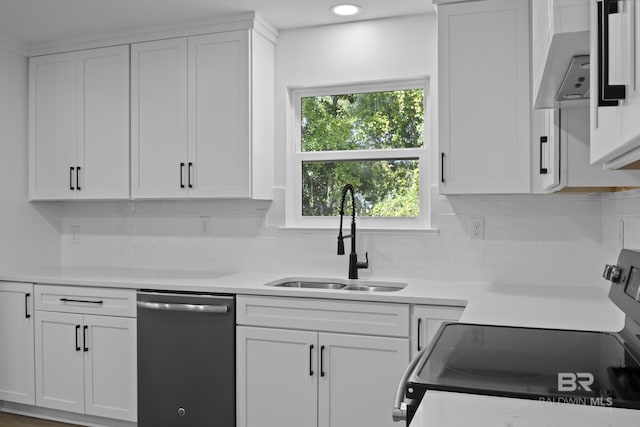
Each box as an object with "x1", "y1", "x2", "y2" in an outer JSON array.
[
  {"x1": 131, "y1": 38, "x2": 189, "y2": 199},
  {"x1": 29, "y1": 45, "x2": 130, "y2": 200},
  {"x1": 534, "y1": 107, "x2": 640, "y2": 192},
  {"x1": 132, "y1": 29, "x2": 274, "y2": 199},
  {"x1": 188, "y1": 32, "x2": 250, "y2": 198},
  {"x1": 438, "y1": 0, "x2": 531, "y2": 194},
  {"x1": 590, "y1": 0, "x2": 640, "y2": 169}
]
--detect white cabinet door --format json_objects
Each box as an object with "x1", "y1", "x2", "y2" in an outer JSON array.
[
  {"x1": 411, "y1": 305, "x2": 464, "y2": 358},
  {"x1": 77, "y1": 46, "x2": 130, "y2": 199},
  {"x1": 132, "y1": 38, "x2": 189, "y2": 198},
  {"x1": 35, "y1": 311, "x2": 84, "y2": 413},
  {"x1": 590, "y1": 0, "x2": 625, "y2": 165},
  {"x1": 0, "y1": 282, "x2": 35, "y2": 405},
  {"x1": 29, "y1": 52, "x2": 77, "y2": 200},
  {"x1": 30, "y1": 46, "x2": 130, "y2": 200},
  {"x1": 622, "y1": 0, "x2": 640, "y2": 158},
  {"x1": 83, "y1": 315, "x2": 137, "y2": 422},
  {"x1": 535, "y1": 109, "x2": 561, "y2": 192},
  {"x1": 439, "y1": 0, "x2": 531, "y2": 194},
  {"x1": 237, "y1": 326, "x2": 318, "y2": 427},
  {"x1": 188, "y1": 31, "x2": 251, "y2": 198},
  {"x1": 318, "y1": 333, "x2": 409, "y2": 427}
]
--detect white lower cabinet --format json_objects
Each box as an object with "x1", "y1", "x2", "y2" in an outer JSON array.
[
  {"x1": 411, "y1": 305, "x2": 465, "y2": 359},
  {"x1": 236, "y1": 296, "x2": 410, "y2": 427},
  {"x1": 34, "y1": 286, "x2": 137, "y2": 423},
  {"x1": 237, "y1": 326, "x2": 408, "y2": 427},
  {"x1": 317, "y1": 332, "x2": 409, "y2": 427},
  {"x1": 0, "y1": 282, "x2": 35, "y2": 405},
  {"x1": 237, "y1": 327, "x2": 318, "y2": 427}
]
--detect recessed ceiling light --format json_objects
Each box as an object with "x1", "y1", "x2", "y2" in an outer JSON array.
[{"x1": 331, "y1": 4, "x2": 362, "y2": 17}]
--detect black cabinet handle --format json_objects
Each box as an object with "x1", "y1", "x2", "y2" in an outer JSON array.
[
  {"x1": 75, "y1": 325, "x2": 81, "y2": 351},
  {"x1": 309, "y1": 344, "x2": 314, "y2": 376},
  {"x1": 60, "y1": 298, "x2": 104, "y2": 305},
  {"x1": 598, "y1": 0, "x2": 626, "y2": 106},
  {"x1": 320, "y1": 345, "x2": 325, "y2": 377},
  {"x1": 25, "y1": 293, "x2": 31, "y2": 319},
  {"x1": 76, "y1": 166, "x2": 81, "y2": 191},
  {"x1": 83, "y1": 325, "x2": 88, "y2": 352},
  {"x1": 440, "y1": 153, "x2": 445, "y2": 183},
  {"x1": 188, "y1": 162, "x2": 193, "y2": 188},
  {"x1": 69, "y1": 167, "x2": 75, "y2": 190},
  {"x1": 539, "y1": 136, "x2": 548, "y2": 174},
  {"x1": 180, "y1": 163, "x2": 185, "y2": 189},
  {"x1": 417, "y1": 318, "x2": 422, "y2": 352}
]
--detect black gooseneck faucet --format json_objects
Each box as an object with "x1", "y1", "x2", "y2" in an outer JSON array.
[{"x1": 337, "y1": 184, "x2": 369, "y2": 279}]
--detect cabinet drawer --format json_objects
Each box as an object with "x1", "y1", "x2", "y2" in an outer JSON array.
[
  {"x1": 34, "y1": 285, "x2": 136, "y2": 317},
  {"x1": 237, "y1": 296, "x2": 409, "y2": 337}
]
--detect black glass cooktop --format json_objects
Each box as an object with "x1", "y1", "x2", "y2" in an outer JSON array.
[{"x1": 406, "y1": 323, "x2": 640, "y2": 409}]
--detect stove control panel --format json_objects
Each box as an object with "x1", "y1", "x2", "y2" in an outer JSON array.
[
  {"x1": 608, "y1": 250, "x2": 640, "y2": 337},
  {"x1": 625, "y1": 266, "x2": 640, "y2": 301}
]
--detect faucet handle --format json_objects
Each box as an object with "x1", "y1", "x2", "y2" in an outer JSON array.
[{"x1": 357, "y1": 252, "x2": 369, "y2": 269}]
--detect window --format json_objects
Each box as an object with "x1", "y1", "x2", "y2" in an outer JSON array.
[{"x1": 287, "y1": 79, "x2": 430, "y2": 229}]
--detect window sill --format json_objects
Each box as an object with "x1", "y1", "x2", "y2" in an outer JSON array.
[{"x1": 279, "y1": 226, "x2": 439, "y2": 235}]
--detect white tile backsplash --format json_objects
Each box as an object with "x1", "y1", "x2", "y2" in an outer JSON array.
[
  {"x1": 60, "y1": 186, "x2": 607, "y2": 288},
  {"x1": 602, "y1": 189, "x2": 640, "y2": 266}
]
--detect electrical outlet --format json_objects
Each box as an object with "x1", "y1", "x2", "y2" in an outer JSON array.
[
  {"x1": 199, "y1": 216, "x2": 211, "y2": 236},
  {"x1": 469, "y1": 217, "x2": 484, "y2": 240},
  {"x1": 70, "y1": 225, "x2": 80, "y2": 244}
]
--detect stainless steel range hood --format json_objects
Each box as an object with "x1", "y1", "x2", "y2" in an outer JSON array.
[{"x1": 533, "y1": 0, "x2": 590, "y2": 109}]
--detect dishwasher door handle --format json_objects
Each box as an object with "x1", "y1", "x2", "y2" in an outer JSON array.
[{"x1": 137, "y1": 301, "x2": 229, "y2": 313}]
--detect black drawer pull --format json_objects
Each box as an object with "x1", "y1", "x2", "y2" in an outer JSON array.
[
  {"x1": 69, "y1": 167, "x2": 75, "y2": 190},
  {"x1": 598, "y1": 0, "x2": 626, "y2": 106},
  {"x1": 25, "y1": 293, "x2": 31, "y2": 319},
  {"x1": 309, "y1": 344, "x2": 314, "y2": 376},
  {"x1": 180, "y1": 163, "x2": 185, "y2": 189},
  {"x1": 83, "y1": 325, "x2": 89, "y2": 352},
  {"x1": 417, "y1": 318, "x2": 422, "y2": 352},
  {"x1": 60, "y1": 298, "x2": 104, "y2": 305},
  {"x1": 75, "y1": 325, "x2": 81, "y2": 351},
  {"x1": 76, "y1": 166, "x2": 81, "y2": 191},
  {"x1": 320, "y1": 345, "x2": 326, "y2": 377},
  {"x1": 539, "y1": 136, "x2": 548, "y2": 175}
]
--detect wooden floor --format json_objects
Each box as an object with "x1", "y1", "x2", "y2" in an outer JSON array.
[{"x1": 0, "y1": 412, "x2": 79, "y2": 427}]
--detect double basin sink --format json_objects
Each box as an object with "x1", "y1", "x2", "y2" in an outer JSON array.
[{"x1": 266, "y1": 278, "x2": 407, "y2": 293}]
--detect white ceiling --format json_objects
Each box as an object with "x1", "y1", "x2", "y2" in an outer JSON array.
[{"x1": 0, "y1": 0, "x2": 435, "y2": 45}]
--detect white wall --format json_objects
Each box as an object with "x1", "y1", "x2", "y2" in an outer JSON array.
[
  {"x1": 0, "y1": 45, "x2": 61, "y2": 270},
  {"x1": 57, "y1": 15, "x2": 605, "y2": 288},
  {"x1": 274, "y1": 14, "x2": 438, "y2": 187}
]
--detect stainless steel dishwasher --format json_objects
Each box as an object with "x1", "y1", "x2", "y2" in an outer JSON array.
[{"x1": 137, "y1": 291, "x2": 235, "y2": 427}]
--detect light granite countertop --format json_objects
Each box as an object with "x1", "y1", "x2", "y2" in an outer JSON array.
[{"x1": 0, "y1": 265, "x2": 625, "y2": 332}]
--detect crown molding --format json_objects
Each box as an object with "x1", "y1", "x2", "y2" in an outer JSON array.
[{"x1": 28, "y1": 12, "x2": 279, "y2": 57}]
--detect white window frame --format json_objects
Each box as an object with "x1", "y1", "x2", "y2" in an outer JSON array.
[{"x1": 286, "y1": 78, "x2": 431, "y2": 230}]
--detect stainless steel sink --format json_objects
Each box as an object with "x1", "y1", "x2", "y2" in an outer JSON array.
[
  {"x1": 267, "y1": 278, "x2": 407, "y2": 292},
  {"x1": 342, "y1": 285, "x2": 402, "y2": 292},
  {"x1": 273, "y1": 281, "x2": 347, "y2": 290}
]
